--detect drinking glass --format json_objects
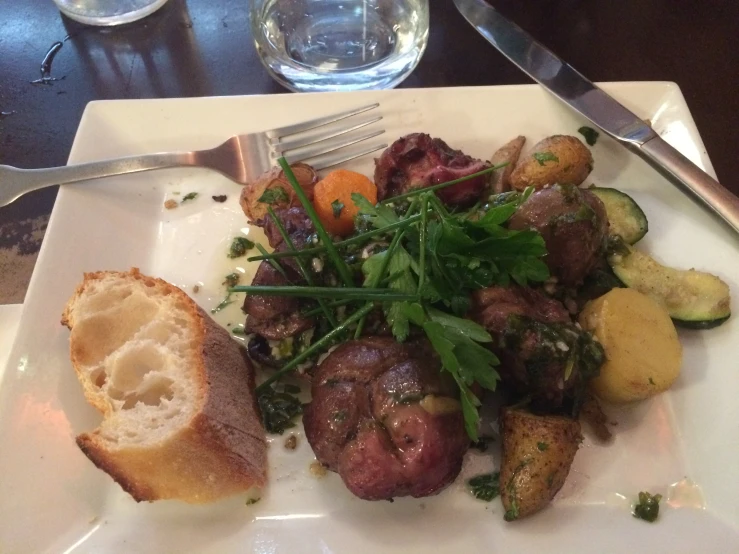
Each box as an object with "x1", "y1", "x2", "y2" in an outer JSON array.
[
  {"x1": 53, "y1": 0, "x2": 170, "y2": 26},
  {"x1": 250, "y1": 0, "x2": 429, "y2": 92}
]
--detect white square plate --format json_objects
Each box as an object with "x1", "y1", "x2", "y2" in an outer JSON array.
[{"x1": 1, "y1": 84, "x2": 737, "y2": 553}]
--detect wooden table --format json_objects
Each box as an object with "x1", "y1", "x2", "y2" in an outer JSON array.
[{"x1": 1, "y1": 0, "x2": 737, "y2": 303}]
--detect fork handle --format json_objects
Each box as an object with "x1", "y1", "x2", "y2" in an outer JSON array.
[{"x1": 0, "y1": 152, "x2": 195, "y2": 205}]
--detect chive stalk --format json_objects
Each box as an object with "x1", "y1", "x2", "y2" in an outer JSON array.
[
  {"x1": 230, "y1": 285, "x2": 417, "y2": 301},
  {"x1": 418, "y1": 195, "x2": 428, "y2": 294},
  {"x1": 256, "y1": 243, "x2": 288, "y2": 279},
  {"x1": 378, "y1": 163, "x2": 507, "y2": 205},
  {"x1": 246, "y1": 214, "x2": 423, "y2": 263},
  {"x1": 256, "y1": 302, "x2": 375, "y2": 392},
  {"x1": 267, "y1": 207, "x2": 338, "y2": 328},
  {"x1": 277, "y1": 158, "x2": 354, "y2": 286}
]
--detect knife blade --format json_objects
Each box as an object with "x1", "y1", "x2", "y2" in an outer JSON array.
[{"x1": 454, "y1": 0, "x2": 739, "y2": 236}]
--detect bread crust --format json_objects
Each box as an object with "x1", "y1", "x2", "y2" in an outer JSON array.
[{"x1": 65, "y1": 268, "x2": 267, "y2": 503}]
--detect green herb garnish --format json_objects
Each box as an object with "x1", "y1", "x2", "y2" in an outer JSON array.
[
  {"x1": 182, "y1": 192, "x2": 198, "y2": 202},
  {"x1": 533, "y1": 152, "x2": 559, "y2": 166},
  {"x1": 537, "y1": 441, "x2": 549, "y2": 451},
  {"x1": 266, "y1": 207, "x2": 338, "y2": 328},
  {"x1": 279, "y1": 159, "x2": 354, "y2": 287},
  {"x1": 331, "y1": 199, "x2": 344, "y2": 219},
  {"x1": 256, "y1": 302, "x2": 375, "y2": 392},
  {"x1": 246, "y1": 158, "x2": 549, "y2": 441},
  {"x1": 228, "y1": 237, "x2": 255, "y2": 259},
  {"x1": 257, "y1": 384, "x2": 303, "y2": 434},
  {"x1": 633, "y1": 491, "x2": 662, "y2": 522},
  {"x1": 232, "y1": 324, "x2": 246, "y2": 335},
  {"x1": 230, "y1": 286, "x2": 416, "y2": 302},
  {"x1": 245, "y1": 497, "x2": 260, "y2": 506},
  {"x1": 211, "y1": 294, "x2": 234, "y2": 314},
  {"x1": 578, "y1": 126, "x2": 600, "y2": 146},
  {"x1": 468, "y1": 472, "x2": 500, "y2": 502},
  {"x1": 258, "y1": 187, "x2": 289, "y2": 205},
  {"x1": 223, "y1": 272, "x2": 240, "y2": 288}
]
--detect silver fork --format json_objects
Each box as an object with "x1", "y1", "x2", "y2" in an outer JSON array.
[{"x1": 0, "y1": 103, "x2": 386, "y2": 208}]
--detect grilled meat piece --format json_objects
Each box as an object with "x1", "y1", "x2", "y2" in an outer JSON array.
[
  {"x1": 259, "y1": 206, "x2": 315, "y2": 252},
  {"x1": 472, "y1": 286, "x2": 604, "y2": 411},
  {"x1": 243, "y1": 207, "x2": 318, "y2": 342},
  {"x1": 303, "y1": 337, "x2": 469, "y2": 500},
  {"x1": 374, "y1": 133, "x2": 490, "y2": 207},
  {"x1": 242, "y1": 261, "x2": 313, "y2": 341},
  {"x1": 507, "y1": 184, "x2": 608, "y2": 286}
]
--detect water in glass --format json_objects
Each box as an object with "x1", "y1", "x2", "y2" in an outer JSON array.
[
  {"x1": 53, "y1": 0, "x2": 169, "y2": 26},
  {"x1": 251, "y1": 0, "x2": 429, "y2": 92}
]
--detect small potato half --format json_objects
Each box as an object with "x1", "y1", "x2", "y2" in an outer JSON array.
[
  {"x1": 500, "y1": 409, "x2": 581, "y2": 521},
  {"x1": 489, "y1": 135, "x2": 526, "y2": 194},
  {"x1": 579, "y1": 288, "x2": 682, "y2": 404},
  {"x1": 510, "y1": 135, "x2": 593, "y2": 191},
  {"x1": 239, "y1": 163, "x2": 318, "y2": 223}
]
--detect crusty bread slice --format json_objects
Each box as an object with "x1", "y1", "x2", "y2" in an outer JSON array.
[{"x1": 61, "y1": 268, "x2": 267, "y2": 503}]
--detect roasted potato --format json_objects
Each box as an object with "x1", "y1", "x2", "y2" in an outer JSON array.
[
  {"x1": 509, "y1": 135, "x2": 593, "y2": 191},
  {"x1": 239, "y1": 162, "x2": 318, "y2": 223},
  {"x1": 500, "y1": 409, "x2": 581, "y2": 521},
  {"x1": 489, "y1": 135, "x2": 526, "y2": 194},
  {"x1": 579, "y1": 288, "x2": 682, "y2": 404}
]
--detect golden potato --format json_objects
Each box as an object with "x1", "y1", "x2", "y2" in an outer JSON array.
[
  {"x1": 579, "y1": 288, "x2": 682, "y2": 404},
  {"x1": 239, "y1": 162, "x2": 318, "y2": 223},
  {"x1": 509, "y1": 135, "x2": 593, "y2": 191},
  {"x1": 489, "y1": 135, "x2": 526, "y2": 194},
  {"x1": 500, "y1": 409, "x2": 581, "y2": 521}
]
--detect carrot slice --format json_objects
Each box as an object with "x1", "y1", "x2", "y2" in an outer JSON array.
[{"x1": 313, "y1": 169, "x2": 378, "y2": 236}]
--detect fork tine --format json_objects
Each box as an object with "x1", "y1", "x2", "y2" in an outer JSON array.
[
  {"x1": 267, "y1": 103, "x2": 380, "y2": 140},
  {"x1": 283, "y1": 129, "x2": 386, "y2": 165},
  {"x1": 310, "y1": 142, "x2": 388, "y2": 171},
  {"x1": 273, "y1": 116, "x2": 383, "y2": 154}
]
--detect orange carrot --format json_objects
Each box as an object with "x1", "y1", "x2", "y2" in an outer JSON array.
[{"x1": 313, "y1": 169, "x2": 378, "y2": 237}]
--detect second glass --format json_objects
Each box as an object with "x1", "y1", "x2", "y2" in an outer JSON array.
[{"x1": 250, "y1": 0, "x2": 429, "y2": 92}]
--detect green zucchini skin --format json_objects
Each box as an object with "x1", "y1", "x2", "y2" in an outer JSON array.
[
  {"x1": 607, "y1": 240, "x2": 731, "y2": 329},
  {"x1": 672, "y1": 316, "x2": 731, "y2": 330},
  {"x1": 591, "y1": 187, "x2": 648, "y2": 244}
]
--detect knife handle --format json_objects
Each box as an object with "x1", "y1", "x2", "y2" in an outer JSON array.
[{"x1": 638, "y1": 136, "x2": 739, "y2": 236}]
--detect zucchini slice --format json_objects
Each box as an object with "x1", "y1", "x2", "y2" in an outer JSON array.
[
  {"x1": 591, "y1": 187, "x2": 648, "y2": 244},
  {"x1": 608, "y1": 242, "x2": 731, "y2": 329}
]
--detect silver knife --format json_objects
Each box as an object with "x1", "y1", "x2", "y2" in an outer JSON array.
[{"x1": 454, "y1": 0, "x2": 739, "y2": 236}]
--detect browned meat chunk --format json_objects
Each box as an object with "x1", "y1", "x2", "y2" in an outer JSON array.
[
  {"x1": 303, "y1": 337, "x2": 469, "y2": 500},
  {"x1": 374, "y1": 133, "x2": 490, "y2": 207},
  {"x1": 242, "y1": 207, "x2": 317, "y2": 342},
  {"x1": 473, "y1": 286, "x2": 570, "y2": 334},
  {"x1": 242, "y1": 261, "x2": 313, "y2": 340},
  {"x1": 472, "y1": 286, "x2": 604, "y2": 410},
  {"x1": 259, "y1": 206, "x2": 315, "y2": 251},
  {"x1": 507, "y1": 185, "x2": 608, "y2": 286}
]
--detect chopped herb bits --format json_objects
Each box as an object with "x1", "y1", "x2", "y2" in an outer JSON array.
[
  {"x1": 228, "y1": 237, "x2": 255, "y2": 258},
  {"x1": 223, "y1": 272, "x2": 241, "y2": 288},
  {"x1": 633, "y1": 491, "x2": 662, "y2": 522},
  {"x1": 258, "y1": 187, "x2": 289, "y2": 205},
  {"x1": 533, "y1": 151, "x2": 559, "y2": 166},
  {"x1": 578, "y1": 126, "x2": 600, "y2": 146},
  {"x1": 467, "y1": 472, "x2": 500, "y2": 502},
  {"x1": 331, "y1": 199, "x2": 345, "y2": 218},
  {"x1": 182, "y1": 192, "x2": 198, "y2": 202}
]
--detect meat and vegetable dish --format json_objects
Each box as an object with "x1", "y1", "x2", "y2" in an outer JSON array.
[{"x1": 228, "y1": 130, "x2": 730, "y2": 520}]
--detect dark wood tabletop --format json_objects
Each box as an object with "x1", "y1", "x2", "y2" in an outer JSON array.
[{"x1": 1, "y1": 0, "x2": 737, "y2": 303}]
